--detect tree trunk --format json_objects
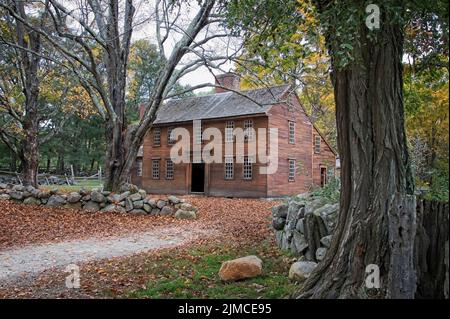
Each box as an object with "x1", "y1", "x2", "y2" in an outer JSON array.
[
  {"x1": 9, "y1": 150, "x2": 17, "y2": 172},
  {"x1": 295, "y1": 2, "x2": 416, "y2": 299}
]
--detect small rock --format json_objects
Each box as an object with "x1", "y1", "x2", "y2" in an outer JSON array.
[
  {"x1": 37, "y1": 191, "x2": 51, "y2": 199},
  {"x1": 0, "y1": 183, "x2": 7, "y2": 189},
  {"x1": 219, "y1": 256, "x2": 263, "y2": 282},
  {"x1": 125, "y1": 198, "x2": 134, "y2": 211},
  {"x1": 316, "y1": 247, "x2": 327, "y2": 262},
  {"x1": 138, "y1": 189, "x2": 147, "y2": 198},
  {"x1": 150, "y1": 208, "x2": 160, "y2": 215},
  {"x1": 146, "y1": 198, "x2": 157, "y2": 207},
  {"x1": 295, "y1": 218, "x2": 305, "y2": 233},
  {"x1": 107, "y1": 194, "x2": 121, "y2": 203},
  {"x1": 81, "y1": 194, "x2": 91, "y2": 201},
  {"x1": 320, "y1": 235, "x2": 332, "y2": 248},
  {"x1": 168, "y1": 195, "x2": 181, "y2": 204},
  {"x1": 289, "y1": 261, "x2": 317, "y2": 282},
  {"x1": 174, "y1": 209, "x2": 196, "y2": 220},
  {"x1": 12, "y1": 185, "x2": 25, "y2": 192}
]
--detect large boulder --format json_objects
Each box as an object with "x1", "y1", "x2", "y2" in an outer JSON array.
[
  {"x1": 218, "y1": 256, "x2": 263, "y2": 282},
  {"x1": 288, "y1": 261, "x2": 317, "y2": 282},
  {"x1": 47, "y1": 194, "x2": 67, "y2": 207},
  {"x1": 179, "y1": 202, "x2": 196, "y2": 212},
  {"x1": 174, "y1": 209, "x2": 196, "y2": 220}
]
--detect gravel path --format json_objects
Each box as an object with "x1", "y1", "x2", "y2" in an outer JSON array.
[{"x1": 0, "y1": 226, "x2": 211, "y2": 283}]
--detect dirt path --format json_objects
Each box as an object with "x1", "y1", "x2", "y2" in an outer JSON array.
[{"x1": 0, "y1": 226, "x2": 212, "y2": 283}]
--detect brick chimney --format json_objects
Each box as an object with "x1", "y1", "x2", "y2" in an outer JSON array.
[{"x1": 215, "y1": 73, "x2": 240, "y2": 93}]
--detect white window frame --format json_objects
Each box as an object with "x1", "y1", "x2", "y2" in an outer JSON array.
[
  {"x1": 165, "y1": 159, "x2": 174, "y2": 180},
  {"x1": 288, "y1": 159, "x2": 295, "y2": 182},
  {"x1": 152, "y1": 159, "x2": 160, "y2": 179},
  {"x1": 136, "y1": 159, "x2": 143, "y2": 177},
  {"x1": 288, "y1": 121, "x2": 295, "y2": 144},
  {"x1": 153, "y1": 128, "x2": 161, "y2": 147},
  {"x1": 314, "y1": 135, "x2": 321, "y2": 153},
  {"x1": 225, "y1": 121, "x2": 234, "y2": 143},
  {"x1": 244, "y1": 120, "x2": 254, "y2": 141},
  {"x1": 194, "y1": 123, "x2": 202, "y2": 144},
  {"x1": 224, "y1": 156, "x2": 234, "y2": 180},
  {"x1": 167, "y1": 127, "x2": 175, "y2": 145},
  {"x1": 243, "y1": 156, "x2": 253, "y2": 180}
]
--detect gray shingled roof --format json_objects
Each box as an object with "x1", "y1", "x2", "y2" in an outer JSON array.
[{"x1": 154, "y1": 84, "x2": 291, "y2": 124}]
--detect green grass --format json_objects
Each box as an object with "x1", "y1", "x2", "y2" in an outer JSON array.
[
  {"x1": 129, "y1": 242, "x2": 297, "y2": 299},
  {"x1": 39, "y1": 179, "x2": 103, "y2": 192}
]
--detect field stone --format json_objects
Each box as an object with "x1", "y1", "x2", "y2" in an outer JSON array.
[
  {"x1": 101, "y1": 204, "x2": 126, "y2": 213},
  {"x1": 168, "y1": 195, "x2": 181, "y2": 204},
  {"x1": 107, "y1": 194, "x2": 121, "y2": 203},
  {"x1": 174, "y1": 209, "x2": 196, "y2": 220},
  {"x1": 83, "y1": 201, "x2": 100, "y2": 212},
  {"x1": 143, "y1": 203, "x2": 152, "y2": 213},
  {"x1": 0, "y1": 183, "x2": 7, "y2": 189},
  {"x1": 218, "y1": 256, "x2": 263, "y2": 282},
  {"x1": 150, "y1": 208, "x2": 160, "y2": 215},
  {"x1": 138, "y1": 189, "x2": 147, "y2": 198},
  {"x1": 12, "y1": 185, "x2": 25, "y2": 192},
  {"x1": 146, "y1": 198, "x2": 157, "y2": 208},
  {"x1": 125, "y1": 198, "x2": 134, "y2": 211},
  {"x1": 156, "y1": 200, "x2": 167, "y2": 209},
  {"x1": 90, "y1": 191, "x2": 105, "y2": 203},
  {"x1": 295, "y1": 218, "x2": 305, "y2": 233},
  {"x1": 133, "y1": 200, "x2": 144, "y2": 209},
  {"x1": 271, "y1": 203, "x2": 288, "y2": 218},
  {"x1": 47, "y1": 195, "x2": 67, "y2": 207},
  {"x1": 23, "y1": 197, "x2": 41, "y2": 205},
  {"x1": 272, "y1": 217, "x2": 286, "y2": 230},
  {"x1": 320, "y1": 235, "x2": 332, "y2": 248},
  {"x1": 67, "y1": 192, "x2": 82, "y2": 203},
  {"x1": 129, "y1": 209, "x2": 147, "y2": 215},
  {"x1": 316, "y1": 247, "x2": 327, "y2": 262},
  {"x1": 160, "y1": 206, "x2": 173, "y2": 216},
  {"x1": 179, "y1": 203, "x2": 196, "y2": 212},
  {"x1": 118, "y1": 191, "x2": 130, "y2": 201},
  {"x1": 129, "y1": 193, "x2": 142, "y2": 202},
  {"x1": 9, "y1": 191, "x2": 24, "y2": 200},
  {"x1": 0, "y1": 194, "x2": 11, "y2": 200},
  {"x1": 289, "y1": 261, "x2": 317, "y2": 282}
]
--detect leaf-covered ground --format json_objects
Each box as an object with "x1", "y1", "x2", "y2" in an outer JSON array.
[{"x1": 0, "y1": 196, "x2": 298, "y2": 299}]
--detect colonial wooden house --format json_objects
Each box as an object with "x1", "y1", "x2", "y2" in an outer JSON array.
[{"x1": 132, "y1": 73, "x2": 336, "y2": 197}]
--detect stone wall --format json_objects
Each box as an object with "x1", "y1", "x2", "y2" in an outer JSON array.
[
  {"x1": 271, "y1": 192, "x2": 338, "y2": 262},
  {"x1": 0, "y1": 183, "x2": 198, "y2": 219}
]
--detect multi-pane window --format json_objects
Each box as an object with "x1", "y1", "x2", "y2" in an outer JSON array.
[
  {"x1": 152, "y1": 159, "x2": 160, "y2": 179},
  {"x1": 153, "y1": 128, "x2": 161, "y2": 146},
  {"x1": 288, "y1": 121, "x2": 295, "y2": 144},
  {"x1": 194, "y1": 122, "x2": 202, "y2": 144},
  {"x1": 288, "y1": 159, "x2": 295, "y2": 182},
  {"x1": 314, "y1": 135, "x2": 321, "y2": 153},
  {"x1": 225, "y1": 121, "x2": 234, "y2": 142},
  {"x1": 243, "y1": 156, "x2": 253, "y2": 180},
  {"x1": 244, "y1": 120, "x2": 254, "y2": 141},
  {"x1": 167, "y1": 127, "x2": 175, "y2": 145},
  {"x1": 224, "y1": 156, "x2": 234, "y2": 180},
  {"x1": 136, "y1": 160, "x2": 143, "y2": 177},
  {"x1": 165, "y1": 159, "x2": 174, "y2": 179}
]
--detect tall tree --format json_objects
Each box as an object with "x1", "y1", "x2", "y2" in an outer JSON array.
[
  {"x1": 227, "y1": 0, "x2": 448, "y2": 298},
  {"x1": 0, "y1": 1, "x2": 48, "y2": 186},
  {"x1": 1, "y1": 0, "x2": 244, "y2": 191}
]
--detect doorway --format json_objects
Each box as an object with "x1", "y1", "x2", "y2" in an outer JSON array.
[
  {"x1": 320, "y1": 167, "x2": 327, "y2": 187},
  {"x1": 191, "y1": 163, "x2": 205, "y2": 193}
]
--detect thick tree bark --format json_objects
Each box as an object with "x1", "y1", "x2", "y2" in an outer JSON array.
[{"x1": 295, "y1": 2, "x2": 416, "y2": 298}]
